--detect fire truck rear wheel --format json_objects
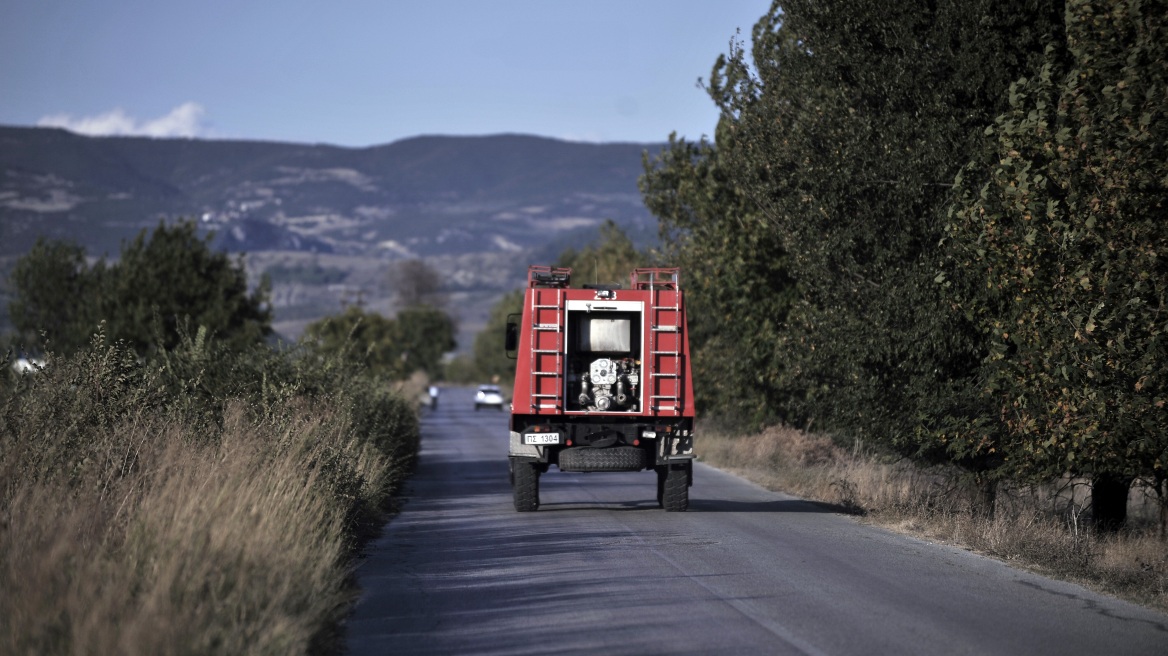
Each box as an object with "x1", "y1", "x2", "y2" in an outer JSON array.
[
  {"x1": 512, "y1": 458, "x2": 540, "y2": 512},
  {"x1": 662, "y1": 465, "x2": 688, "y2": 512}
]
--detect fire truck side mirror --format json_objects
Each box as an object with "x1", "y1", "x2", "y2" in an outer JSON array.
[{"x1": 504, "y1": 314, "x2": 520, "y2": 359}]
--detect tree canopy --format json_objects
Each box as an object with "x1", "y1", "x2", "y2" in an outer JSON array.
[
  {"x1": 303, "y1": 304, "x2": 456, "y2": 381},
  {"x1": 944, "y1": 0, "x2": 1168, "y2": 488},
  {"x1": 639, "y1": 0, "x2": 1167, "y2": 522},
  {"x1": 9, "y1": 220, "x2": 271, "y2": 356},
  {"x1": 643, "y1": 1, "x2": 1062, "y2": 451},
  {"x1": 8, "y1": 239, "x2": 104, "y2": 355},
  {"x1": 640, "y1": 130, "x2": 796, "y2": 426}
]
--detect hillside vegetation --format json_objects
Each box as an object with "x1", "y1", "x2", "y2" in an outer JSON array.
[
  {"x1": 0, "y1": 129, "x2": 663, "y2": 345},
  {"x1": 0, "y1": 128, "x2": 658, "y2": 260}
]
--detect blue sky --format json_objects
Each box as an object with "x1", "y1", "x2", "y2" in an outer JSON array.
[{"x1": 1, "y1": 1, "x2": 769, "y2": 147}]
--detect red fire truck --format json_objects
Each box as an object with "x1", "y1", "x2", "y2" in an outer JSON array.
[{"x1": 505, "y1": 265, "x2": 695, "y2": 511}]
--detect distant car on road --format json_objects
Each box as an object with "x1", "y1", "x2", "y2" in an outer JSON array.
[{"x1": 474, "y1": 384, "x2": 505, "y2": 411}]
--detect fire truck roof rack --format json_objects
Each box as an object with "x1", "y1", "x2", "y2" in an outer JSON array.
[
  {"x1": 631, "y1": 267, "x2": 680, "y2": 290},
  {"x1": 528, "y1": 265, "x2": 572, "y2": 288}
]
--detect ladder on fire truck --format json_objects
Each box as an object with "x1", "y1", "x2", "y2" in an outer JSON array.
[
  {"x1": 527, "y1": 266, "x2": 570, "y2": 412},
  {"x1": 633, "y1": 268, "x2": 683, "y2": 416}
]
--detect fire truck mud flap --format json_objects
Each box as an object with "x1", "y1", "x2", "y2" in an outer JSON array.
[{"x1": 509, "y1": 431, "x2": 546, "y2": 461}]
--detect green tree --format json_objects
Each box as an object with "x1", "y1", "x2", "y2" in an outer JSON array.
[
  {"x1": 8, "y1": 220, "x2": 271, "y2": 356},
  {"x1": 641, "y1": 129, "x2": 796, "y2": 428},
  {"x1": 642, "y1": 1, "x2": 1063, "y2": 509},
  {"x1": 944, "y1": 0, "x2": 1168, "y2": 527},
  {"x1": 473, "y1": 289, "x2": 523, "y2": 386},
  {"x1": 302, "y1": 307, "x2": 406, "y2": 379},
  {"x1": 105, "y1": 220, "x2": 271, "y2": 353},
  {"x1": 8, "y1": 239, "x2": 106, "y2": 354},
  {"x1": 396, "y1": 305, "x2": 457, "y2": 380},
  {"x1": 305, "y1": 302, "x2": 455, "y2": 382}
]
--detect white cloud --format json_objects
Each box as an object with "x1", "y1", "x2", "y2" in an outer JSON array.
[
  {"x1": 37, "y1": 102, "x2": 208, "y2": 138},
  {"x1": 559, "y1": 131, "x2": 606, "y2": 143}
]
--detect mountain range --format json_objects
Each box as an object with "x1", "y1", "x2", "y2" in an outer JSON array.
[{"x1": 0, "y1": 126, "x2": 667, "y2": 346}]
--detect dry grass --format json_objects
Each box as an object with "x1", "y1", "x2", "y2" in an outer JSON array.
[
  {"x1": 699, "y1": 424, "x2": 1168, "y2": 614},
  {"x1": 0, "y1": 324, "x2": 421, "y2": 654},
  {"x1": 0, "y1": 400, "x2": 407, "y2": 655}
]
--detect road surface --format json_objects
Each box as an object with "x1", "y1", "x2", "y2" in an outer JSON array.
[{"x1": 345, "y1": 387, "x2": 1168, "y2": 655}]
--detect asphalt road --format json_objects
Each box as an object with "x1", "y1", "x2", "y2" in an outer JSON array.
[{"x1": 345, "y1": 387, "x2": 1168, "y2": 655}]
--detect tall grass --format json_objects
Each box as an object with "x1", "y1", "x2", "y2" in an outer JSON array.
[
  {"x1": 0, "y1": 328, "x2": 419, "y2": 654},
  {"x1": 699, "y1": 424, "x2": 1168, "y2": 613}
]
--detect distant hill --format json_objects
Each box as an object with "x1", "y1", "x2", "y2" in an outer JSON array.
[
  {"x1": 0, "y1": 126, "x2": 667, "y2": 347},
  {"x1": 0, "y1": 126, "x2": 663, "y2": 259}
]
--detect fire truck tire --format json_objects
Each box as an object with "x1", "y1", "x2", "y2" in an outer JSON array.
[
  {"x1": 662, "y1": 465, "x2": 688, "y2": 512},
  {"x1": 512, "y1": 458, "x2": 540, "y2": 512},
  {"x1": 558, "y1": 446, "x2": 647, "y2": 472}
]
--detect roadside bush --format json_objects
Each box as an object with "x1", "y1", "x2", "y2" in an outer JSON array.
[{"x1": 0, "y1": 327, "x2": 419, "y2": 654}]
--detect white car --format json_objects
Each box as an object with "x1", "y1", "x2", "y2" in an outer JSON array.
[{"x1": 474, "y1": 384, "x2": 505, "y2": 411}]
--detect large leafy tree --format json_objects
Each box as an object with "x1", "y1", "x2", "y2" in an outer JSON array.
[
  {"x1": 304, "y1": 305, "x2": 456, "y2": 381},
  {"x1": 944, "y1": 0, "x2": 1168, "y2": 526},
  {"x1": 302, "y1": 307, "x2": 405, "y2": 378},
  {"x1": 641, "y1": 128, "x2": 796, "y2": 428},
  {"x1": 8, "y1": 239, "x2": 106, "y2": 354},
  {"x1": 9, "y1": 220, "x2": 270, "y2": 356},
  {"x1": 645, "y1": 1, "x2": 1062, "y2": 470},
  {"x1": 396, "y1": 305, "x2": 457, "y2": 379},
  {"x1": 105, "y1": 220, "x2": 271, "y2": 353}
]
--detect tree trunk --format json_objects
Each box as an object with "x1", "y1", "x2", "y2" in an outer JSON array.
[
  {"x1": 972, "y1": 474, "x2": 997, "y2": 520},
  {"x1": 1090, "y1": 473, "x2": 1132, "y2": 533},
  {"x1": 1157, "y1": 475, "x2": 1168, "y2": 540}
]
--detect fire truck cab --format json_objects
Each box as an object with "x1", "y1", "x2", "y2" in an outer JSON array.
[{"x1": 506, "y1": 265, "x2": 695, "y2": 511}]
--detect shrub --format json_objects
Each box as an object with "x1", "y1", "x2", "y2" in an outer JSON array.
[{"x1": 0, "y1": 327, "x2": 419, "y2": 654}]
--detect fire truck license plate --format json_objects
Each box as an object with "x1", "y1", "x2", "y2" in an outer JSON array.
[{"x1": 524, "y1": 433, "x2": 560, "y2": 445}]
